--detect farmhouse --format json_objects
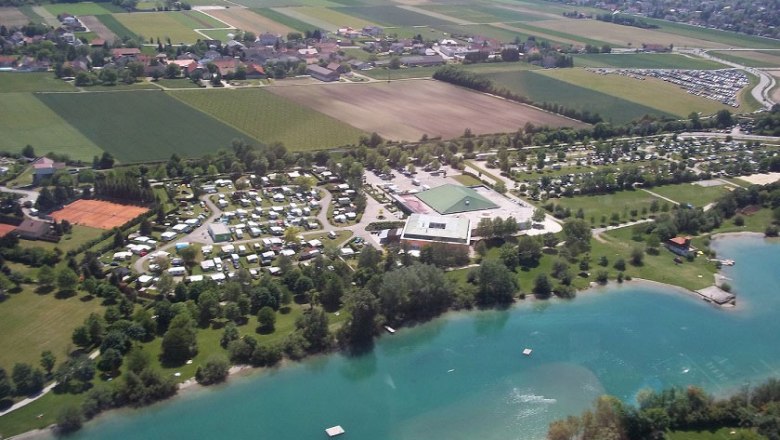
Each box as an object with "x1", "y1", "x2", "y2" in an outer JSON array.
[
  {"x1": 307, "y1": 65, "x2": 340, "y2": 82},
  {"x1": 416, "y1": 184, "x2": 499, "y2": 215},
  {"x1": 208, "y1": 223, "x2": 232, "y2": 243},
  {"x1": 400, "y1": 213, "x2": 471, "y2": 250},
  {"x1": 31, "y1": 156, "x2": 66, "y2": 183}
]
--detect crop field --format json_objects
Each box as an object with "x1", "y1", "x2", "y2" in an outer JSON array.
[
  {"x1": 532, "y1": 18, "x2": 739, "y2": 49},
  {"x1": 491, "y1": 22, "x2": 583, "y2": 46},
  {"x1": 540, "y1": 68, "x2": 736, "y2": 117},
  {"x1": 37, "y1": 90, "x2": 254, "y2": 162},
  {"x1": 204, "y1": 7, "x2": 292, "y2": 35},
  {"x1": 641, "y1": 17, "x2": 780, "y2": 50},
  {"x1": 268, "y1": 80, "x2": 586, "y2": 142},
  {"x1": 0, "y1": 7, "x2": 30, "y2": 27},
  {"x1": 288, "y1": 6, "x2": 378, "y2": 29},
  {"x1": 234, "y1": 0, "x2": 339, "y2": 7},
  {"x1": 0, "y1": 72, "x2": 74, "y2": 93},
  {"x1": 0, "y1": 285, "x2": 103, "y2": 372},
  {"x1": 709, "y1": 50, "x2": 780, "y2": 68},
  {"x1": 0, "y1": 93, "x2": 102, "y2": 161},
  {"x1": 436, "y1": 23, "x2": 537, "y2": 43},
  {"x1": 252, "y1": 7, "x2": 322, "y2": 32},
  {"x1": 420, "y1": 4, "x2": 551, "y2": 23},
  {"x1": 114, "y1": 11, "x2": 224, "y2": 43},
  {"x1": 268, "y1": 6, "x2": 339, "y2": 31},
  {"x1": 484, "y1": 70, "x2": 671, "y2": 125},
  {"x1": 43, "y1": 1, "x2": 122, "y2": 16},
  {"x1": 573, "y1": 53, "x2": 726, "y2": 70},
  {"x1": 78, "y1": 15, "x2": 118, "y2": 41},
  {"x1": 556, "y1": 190, "x2": 663, "y2": 226},
  {"x1": 96, "y1": 13, "x2": 139, "y2": 39},
  {"x1": 170, "y1": 88, "x2": 365, "y2": 151},
  {"x1": 338, "y1": 5, "x2": 453, "y2": 27}
]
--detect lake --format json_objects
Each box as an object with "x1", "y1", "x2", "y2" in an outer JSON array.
[{"x1": 71, "y1": 235, "x2": 780, "y2": 440}]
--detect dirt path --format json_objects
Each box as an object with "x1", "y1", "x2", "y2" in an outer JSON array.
[{"x1": 641, "y1": 188, "x2": 679, "y2": 206}]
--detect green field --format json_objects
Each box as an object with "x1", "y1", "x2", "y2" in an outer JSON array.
[
  {"x1": 339, "y1": 5, "x2": 452, "y2": 27},
  {"x1": 573, "y1": 53, "x2": 727, "y2": 69},
  {"x1": 0, "y1": 93, "x2": 102, "y2": 161},
  {"x1": 21, "y1": 225, "x2": 105, "y2": 254},
  {"x1": 421, "y1": 4, "x2": 550, "y2": 23},
  {"x1": 0, "y1": 286, "x2": 104, "y2": 372},
  {"x1": 668, "y1": 428, "x2": 765, "y2": 440},
  {"x1": 540, "y1": 68, "x2": 737, "y2": 117},
  {"x1": 252, "y1": 7, "x2": 322, "y2": 32},
  {"x1": 649, "y1": 183, "x2": 733, "y2": 207},
  {"x1": 170, "y1": 88, "x2": 365, "y2": 151},
  {"x1": 0, "y1": 72, "x2": 75, "y2": 93},
  {"x1": 709, "y1": 50, "x2": 780, "y2": 68},
  {"x1": 505, "y1": 20, "x2": 612, "y2": 47},
  {"x1": 436, "y1": 23, "x2": 538, "y2": 43},
  {"x1": 95, "y1": 13, "x2": 139, "y2": 39},
  {"x1": 44, "y1": 1, "x2": 122, "y2": 16},
  {"x1": 236, "y1": 0, "x2": 339, "y2": 7},
  {"x1": 555, "y1": 190, "x2": 663, "y2": 226},
  {"x1": 291, "y1": 6, "x2": 378, "y2": 28},
  {"x1": 36, "y1": 90, "x2": 255, "y2": 162},
  {"x1": 18, "y1": 5, "x2": 46, "y2": 24},
  {"x1": 484, "y1": 70, "x2": 670, "y2": 124},
  {"x1": 114, "y1": 11, "x2": 223, "y2": 43},
  {"x1": 642, "y1": 17, "x2": 780, "y2": 50}
]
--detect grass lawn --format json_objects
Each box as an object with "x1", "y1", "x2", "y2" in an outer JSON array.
[
  {"x1": 44, "y1": 1, "x2": 122, "y2": 16},
  {"x1": 484, "y1": 70, "x2": 669, "y2": 125},
  {"x1": 451, "y1": 174, "x2": 482, "y2": 186},
  {"x1": 668, "y1": 427, "x2": 765, "y2": 440},
  {"x1": 169, "y1": 88, "x2": 365, "y2": 151},
  {"x1": 711, "y1": 208, "x2": 775, "y2": 235},
  {"x1": 36, "y1": 90, "x2": 254, "y2": 163},
  {"x1": 0, "y1": 73, "x2": 75, "y2": 93},
  {"x1": 556, "y1": 191, "x2": 663, "y2": 226},
  {"x1": 153, "y1": 78, "x2": 203, "y2": 89},
  {"x1": 4, "y1": 166, "x2": 35, "y2": 187},
  {"x1": 0, "y1": 285, "x2": 104, "y2": 372},
  {"x1": 0, "y1": 391, "x2": 89, "y2": 438},
  {"x1": 464, "y1": 160, "x2": 502, "y2": 183},
  {"x1": 20, "y1": 225, "x2": 105, "y2": 254},
  {"x1": 573, "y1": 53, "x2": 727, "y2": 70},
  {"x1": 0, "y1": 93, "x2": 103, "y2": 162},
  {"x1": 540, "y1": 68, "x2": 738, "y2": 117},
  {"x1": 709, "y1": 50, "x2": 780, "y2": 68},
  {"x1": 649, "y1": 183, "x2": 733, "y2": 207}
]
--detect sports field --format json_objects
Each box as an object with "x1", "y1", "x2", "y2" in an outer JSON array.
[
  {"x1": 37, "y1": 90, "x2": 254, "y2": 162},
  {"x1": 114, "y1": 11, "x2": 225, "y2": 43},
  {"x1": 649, "y1": 183, "x2": 733, "y2": 207},
  {"x1": 0, "y1": 93, "x2": 102, "y2": 161},
  {"x1": 539, "y1": 69, "x2": 737, "y2": 117},
  {"x1": 170, "y1": 88, "x2": 365, "y2": 151},
  {"x1": 573, "y1": 53, "x2": 726, "y2": 70},
  {"x1": 484, "y1": 70, "x2": 671, "y2": 125},
  {"x1": 267, "y1": 80, "x2": 586, "y2": 142},
  {"x1": 51, "y1": 199, "x2": 149, "y2": 229},
  {"x1": 709, "y1": 50, "x2": 780, "y2": 68},
  {"x1": 204, "y1": 7, "x2": 292, "y2": 36}
]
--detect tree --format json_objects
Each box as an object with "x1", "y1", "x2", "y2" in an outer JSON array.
[
  {"x1": 0, "y1": 367, "x2": 12, "y2": 401},
  {"x1": 614, "y1": 258, "x2": 626, "y2": 271},
  {"x1": 38, "y1": 265, "x2": 55, "y2": 288},
  {"x1": 40, "y1": 351, "x2": 56, "y2": 376},
  {"x1": 562, "y1": 219, "x2": 591, "y2": 256},
  {"x1": 630, "y1": 246, "x2": 645, "y2": 266},
  {"x1": 195, "y1": 355, "x2": 229, "y2": 385},
  {"x1": 161, "y1": 313, "x2": 197, "y2": 365},
  {"x1": 533, "y1": 273, "x2": 552, "y2": 297},
  {"x1": 532, "y1": 208, "x2": 546, "y2": 223},
  {"x1": 56, "y1": 404, "x2": 84, "y2": 433},
  {"x1": 256, "y1": 306, "x2": 276, "y2": 333},
  {"x1": 139, "y1": 219, "x2": 152, "y2": 236},
  {"x1": 125, "y1": 346, "x2": 150, "y2": 374},
  {"x1": 221, "y1": 322, "x2": 240, "y2": 348},
  {"x1": 295, "y1": 307, "x2": 332, "y2": 353},
  {"x1": 156, "y1": 272, "x2": 174, "y2": 296},
  {"x1": 320, "y1": 276, "x2": 345, "y2": 311},
  {"x1": 12, "y1": 363, "x2": 44, "y2": 396},
  {"x1": 56, "y1": 267, "x2": 79, "y2": 294},
  {"x1": 475, "y1": 260, "x2": 517, "y2": 306},
  {"x1": 339, "y1": 289, "x2": 379, "y2": 348},
  {"x1": 517, "y1": 235, "x2": 542, "y2": 266},
  {"x1": 542, "y1": 232, "x2": 559, "y2": 248}
]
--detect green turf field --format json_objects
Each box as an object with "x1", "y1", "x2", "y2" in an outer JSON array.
[
  {"x1": 483, "y1": 70, "x2": 671, "y2": 124},
  {"x1": 338, "y1": 5, "x2": 452, "y2": 27},
  {"x1": 170, "y1": 88, "x2": 365, "y2": 151},
  {"x1": 43, "y1": 1, "x2": 122, "y2": 16},
  {"x1": 113, "y1": 11, "x2": 222, "y2": 44},
  {"x1": 252, "y1": 7, "x2": 322, "y2": 32},
  {"x1": 540, "y1": 68, "x2": 737, "y2": 117},
  {"x1": 0, "y1": 93, "x2": 102, "y2": 161},
  {"x1": 649, "y1": 183, "x2": 733, "y2": 207},
  {"x1": 36, "y1": 90, "x2": 255, "y2": 162},
  {"x1": 0, "y1": 72, "x2": 75, "y2": 93},
  {"x1": 573, "y1": 53, "x2": 727, "y2": 69}
]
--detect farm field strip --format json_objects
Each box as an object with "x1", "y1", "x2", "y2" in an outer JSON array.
[
  {"x1": 419, "y1": 4, "x2": 551, "y2": 23},
  {"x1": 31, "y1": 5, "x2": 60, "y2": 27},
  {"x1": 43, "y1": 1, "x2": 122, "y2": 16},
  {"x1": 78, "y1": 15, "x2": 119, "y2": 41},
  {"x1": 288, "y1": 6, "x2": 379, "y2": 29},
  {"x1": 96, "y1": 14, "x2": 139, "y2": 39},
  {"x1": 435, "y1": 23, "x2": 540, "y2": 44},
  {"x1": 114, "y1": 11, "x2": 225, "y2": 44},
  {"x1": 0, "y1": 7, "x2": 31, "y2": 27},
  {"x1": 251, "y1": 7, "x2": 321, "y2": 33},
  {"x1": 203, "y1": 7, "x2": 293, "y2": 35},
  {"x1": 169, "y1": 88, "x2": 366, "y2": 151},
  {"x1": 0, "y1": 93, "x2": 102, "y2": 162},
  {"x1": 267, "y1": 80, "x2": 585, "y2": 142},
  {"x1": 709, "y1": 50, "x2": 780, "y2": 68},
  {"x1": 491, "y1": 22, "x2": 581, "y2": 47},
  {"x1": 539, "y1": 68, "x2": 737, "y2": 117},
  {"x1": 0, "y1": 72, "x2": 76, "y2": 93},
  {"x1": 36, "y1": 90, "x2": 256, "y2": 163},
  {"x1": 484, "y1": 70, "x2": 672, "y2": 125},
  {"x1": 18, "y1": 5, "x2": 46, "y2": 24},
  {"x1": 640, "y1": 17, "x2": 780, "y2": 50},
  {"x1": 337, "y1": 5, "x2": 454, "y2": 27},
  {"x1": 269, "y1": 6, "x2": 339, "y2": 31},
  {"x1": 573, "y1": 53, "x2": 727, "y2": 70},
  {"x1": 233, "y1": 0, "x2": 340, "y2": 7}
]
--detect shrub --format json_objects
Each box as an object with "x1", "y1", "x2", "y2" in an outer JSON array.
[
  {"x1": 56, "y1": 404, "x2": 84, "y2": 434},
  {"x1": 195, "y1": 355, "x2": 230, "y2": 385}
]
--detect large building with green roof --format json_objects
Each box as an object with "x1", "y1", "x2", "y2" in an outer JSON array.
[{"x1": 416, "y1": 184, "x2": 499, "y2": 215}]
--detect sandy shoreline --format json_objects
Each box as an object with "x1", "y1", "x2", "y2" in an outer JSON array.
[{"x1": 6, "y1": 232, "x2": 765, "y2": 439}]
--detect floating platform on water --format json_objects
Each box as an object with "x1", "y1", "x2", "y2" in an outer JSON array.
[
  {"x1": 326, "y1": 425, "x2": 345, "y2": 437},
  {"x1": 522, "y1": 348, "x2": 533, "y2": 356},
  {"x1": 384, "y1": 325, "x2": 396, "y2": 334}
]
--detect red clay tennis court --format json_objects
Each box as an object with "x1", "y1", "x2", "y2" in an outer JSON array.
[{"x1": 51, "y1": 199, "x2": 148, "y2": 230}]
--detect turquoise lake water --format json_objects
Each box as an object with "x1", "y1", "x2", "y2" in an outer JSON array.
[{"x1": 71, "y1": 236, "x2": 780, "y2": 440}]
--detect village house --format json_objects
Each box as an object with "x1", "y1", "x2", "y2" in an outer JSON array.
[
  {"x1": 31, "y1": 157, "x2": 66, "y2": 183},
  {"x1": 111, "y1": 48, "x2": 141, "y2": 60},
  {"x1": 14, "y1": 219, "x2": 57, "y2": 242},
  {"x1": 307, "y1": 64, "x2": 339, "y2": 82}
]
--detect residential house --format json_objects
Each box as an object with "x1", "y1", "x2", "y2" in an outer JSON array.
[
  {"x1": 211, "y1": 58, "x2": 241, "y2": 76},
  {"x1": 31, "y1": 157, "x2": 66, "y2": 183},
  {"x1": 111, "y1": 48, "x2": 141, "y2": 60},
  {"x1": 667, "y1": 236, "x2": 695, "y2": 257},
  {"x1": 169, "y1": 59, "x2": 198, "y2": 76},
  {"x1": 326, "y1": 62, "x2": 349, "y2": 74},
  {"x1": 245, "y1": 63, "x2": 266, "y2": 79},
  {"x1": 14, "y1": 219, "x2": 57, "y2": 242},
  {"x1": 90, "y1": 38, "x2": 106, "y2": 47},
  {"x1": 0, "y1": 56, "x2": 17, "y2": 69}
]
